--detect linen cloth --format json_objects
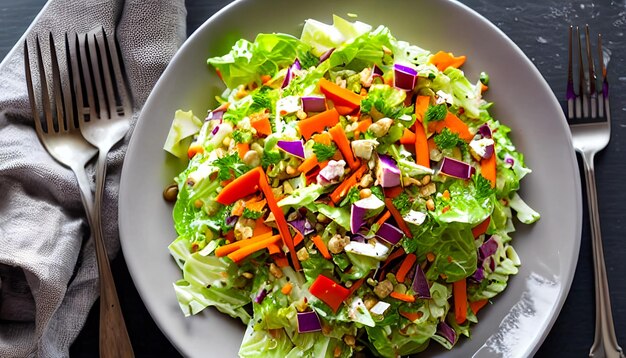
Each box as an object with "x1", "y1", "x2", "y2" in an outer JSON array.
[{"x1": 0, "y1": 0, "x2": 186, "y2": 356}]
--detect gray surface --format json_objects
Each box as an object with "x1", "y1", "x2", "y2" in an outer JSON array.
[{"x1": 1, "y1": 0, "x2": 625, "y2": 357}]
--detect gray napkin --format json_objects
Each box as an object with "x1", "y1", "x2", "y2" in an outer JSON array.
[{"x1": 0, "y1": 0, "x2": 186, "y2": 356}]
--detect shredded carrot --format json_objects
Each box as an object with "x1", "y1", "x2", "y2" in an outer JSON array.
[
  {"x1": 329, "y1": 123, "x2": 360, "y2": 170},
  {"x1": 215, "y1": 232, "x2": 275, "y2": 257},
  {"x1": 313, "y1": 132, "x2": 333, "y2": 145},
  {"x1": 245, "y1": 198, "x2": 267, "y2": 213},
  {"x1": 428, "y1": 51, "x2": 467, "y2": 71},
  {"x1": 293, "y1": 232, "x2": 304, "y2": 246},
  {"x1": 319, "y1": 78, "x2": 363, "y2": 113},
  {"x1": 215, "y1": 168, "x2": 261, "y2": 205},
  {"x1": 428, "y1": 111, "x2": 473, "y2": 142},
  {"x1": 267, "y1": 243, "x2": 282, "y2": 255},
  {"x1": 298, "y1": 154, "x2": 320, "y2": 174},
  {"x1": 396, "y1": 253, "x2": 417, "y2": 283},
  {"x1": 281, "y1": 282, "x2": 293, "y2": 295},
  {"x1": 383, "y1": 186, "x2": 403, "y2": 199},
  {"x1": 399, "y1": 128, "x2": 416, "y2": 145},
  {"x1": 261, "y1": 74, "x2": 272, "y2": 84},
  {"x1": 312, "y1": 235, "x2": 331, "y2": 259},
  {"x1": 333, "y1": 104, "x2": 355, "y2": 116},
  {"x1": 470, "y1": 299, "x2": 489, "y2": 315},
  {"x1": 480, "y1": 83, "x2": 489, "y2": 93},
  {"x1": 384, "y1": 198, "x2": 413, "y2": 238},
  {"x1": 274, "y1": 255, "x2": 290, "y2": 268},
  {"x1": 375, "y1": 211, "x2": 392, "y2": 228},
  {"x1": 227, "y1": 235, "x2": 281, "y2": 263},
  {"x1": 250, "y1": 111, "x2": 272, "y2": 136},
  {"x1": 298, "y1": 108, "x2": 340, "y2": 140},
  {"x1": 413, "y1": 120, "x2": 430, "y2": 168},
  {"x1": 453, "y1": 278, "x2": 468, "y2": 324},
  {"x1": 414, "y1": 95, "x2": 430, "y2": 123},
  {"x1": 330, "y1": 164, "x2": 367, "y2": 203},
  {"x1": 349, "y1": 277, "x2": 366, "y2": 295},
  {"x1": 400, "y1": 311, "x2": 423, "y2": 322},
  {"x1": 390, "y1": 291, "x2": 415, "y2": 303},
  {"x1": 472, "y1": 216, "x2": 491, "y2": 238},
  {"x1": 236, "y1": 143, "x2": 249, "y2": 159},
  {"x1": 253, "y1": 217, "x2": 272, "y2": 236},
  {"x1": 257, "y1": 169, "x2": 300, "y2": 271},
  {"x1": 378, "y1": 247, "x2": 406, "y2": 281},
  {"x1": 353, "y1": 118, "x2": 373, "y2": 139},
  {"x1": 481, "y1": 153, "x2": 497, "y2": 188},
  {"x1": 231, "y1": 200, "x2": 245, "y2": 217},
  {"x1": 187, "y1": 143, "x2": 204, "y2": 159},
  {"x1": 426, "y1": 252, "x2": 435, "y2": 262}
]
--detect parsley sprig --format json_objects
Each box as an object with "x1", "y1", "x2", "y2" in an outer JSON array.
[
  {"x1": 214, "y1": 153, "x2": 251, "y2": 181},
  {"x1": 425, "y1": 104, "x2": 447, "y2": 122},
  {"x1": 312, "y1": 142, "x2": 337, "y2": 162}
]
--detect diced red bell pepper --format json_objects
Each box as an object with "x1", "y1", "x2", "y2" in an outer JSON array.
[{"x1": 309, "y1": 275, "x2": 350, "y2": 312}]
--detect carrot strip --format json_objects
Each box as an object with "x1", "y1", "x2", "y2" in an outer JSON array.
[
  {"x1": 481, "y1": 153, "x2": 497, "y2": 188},
  {"x1": 428, "y1": 51, "x2": 467, "y2": 71},
  {"x1": 319, "y1": 78, "x2": 363, "y2": 112},
  {"x1": 428, "y1": 112, "x2": 473, "y2": 142},
  {"x1": 378, "y1": 247, "x2": 406, "y2": 281},
  {"x1": 396, "y1": 253, "x2": 417, "y2": 283},
  {"x1": 472, "y1": 216, "x2": 491, "y2": 238},
  {"x1": 353, "y1": 118, "x2": 373, "y2": 139},
  {"x1": 298, "y1": 154, "x2": 320, "y2": 174},
  {"x1": 281, "y1": 282, "x2": 293, "y2": 295},
  {"x1": 390, "y1": 291, "x2": 415, "y2": 303},
  {"x1": 187, "y1": 143, "x2": 204, "y2": 159},
  {"x1": 413, "y1": 122, "x2": 430, "y2": 168},
  {"x1": 400, "y1": 311, "x2": 423, "y2": 322},
  {"x1": 253, "y1": 217, "x2": 272, "y2": 236},
  {"x1": 329, "y1": 123, "x2": 360, "y2": 170},
  {"x1": 400, "y1": 128, "x2": 416, "y2": 145},
  {"x1": 383, "y1": 187, "x2": 403, "y2": 199},
  {"x1": 236, "y1": 143, "x2": 249, "y2": 159},
  {"x1": 273, "y1": 255, "x2": 290, "y2": 268},
  {"x1": 293, "y1": 232, "x2": 304, "y2": 246},
  {"x1": 313, "y1": 132, "x2": 333, "y2": 145},
  {"x1": 258, "y1": 170, "x2": 300, "y2": 271},
  {"x1": 470, "y1": 299, "x2": 489, "y2": 315},
  {"x1": 312, "y1": 235, "x2": 331, "y2": 259},
  {"x1": 453, "y1": 278, "x2": 468, "y2": 324},
  {"x1": 231, "y1": 200, "x2": 245, "y2": 217},
  {"x1": 227, "y1": 235, "x2": 281, "y2": 263},
  {"x1": 414, "y1": 95, "x2": 430, "y2": 123},
  {"x1": 215, "y1": 168, "x2": 261, "y2": 205},
  {"x1": 215, "y1": 232, "x2": 275, "y2": 257},
  {"x1": 330, "y1": 164, "x2": 367, "y2": 203},
  {"x1": 250, "y1": 111, "x2": 272, "y2": 136},
  {"x1": 384, "y1": 198, "x2": 413, "y2": 238},
  {"x1": 245, "y1": 198, "x2": 267, "y2": 213},
  {"x1": 298, "y1": 108, "x2": 340, "y2": 140},
  {"x1": 375, "y1": 210, "x2": 392, "y2": 228},
  {"x1": 267, "y1": 243, "x2": 282, "y2": 255}
]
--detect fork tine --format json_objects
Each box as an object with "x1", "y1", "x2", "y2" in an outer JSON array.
[
  {"x1": 597, "y1": 33, "x2": 607, "y2": 119},
  {"x1": 104, "y1": 28, "x2": 132, "y2": 115},
  {"x1": 77, "y1": 33, "x2": 98, "y2": 123},
  {"x1": 62, "y1": 33, "x2": 78, "y2": 131},
  {"x1": 35, "y1": 35, "x2": 56, "y2": 133},
  {"x1": 48, "y1": 33, "x2": 67, "y2": 132},
  {"x1": 576, "y1": 26, "x2": 585, "y2": 118},
  {"x1": 567, "y1": 26, "x2": 575, "y2": 119},
  {"x1": 86, "y1": 30, "x2": 109, "y2": 119},
  {"x1": 24, "y1": 39, "x2": 44, "y2": 136},
  {"x1": 584, "y1": 25, "x2": 597, "y2": 119},
  {"x1": 94, "y1": 29, "x2": 118, "y2": 120}
]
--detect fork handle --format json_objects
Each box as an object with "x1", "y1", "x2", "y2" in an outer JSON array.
[
  {"x1": 581, "y1": 152, "x2": 625, "y2": 358},
  {"x1": 93, "y1": 151, "x2": 135, "y2": 358}
]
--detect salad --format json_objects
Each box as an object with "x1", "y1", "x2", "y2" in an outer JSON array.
[{"x1": 163, "y1": 15, "x2": 540, "y2": 358}]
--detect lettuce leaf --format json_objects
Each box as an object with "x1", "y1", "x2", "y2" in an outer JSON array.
[{"x1": 163, "y1": 110, "x2": 203, "y2": 159}]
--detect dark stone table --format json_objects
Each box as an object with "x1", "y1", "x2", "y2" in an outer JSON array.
[{"x1": 1, "y1": 0, "x2": 624, "y2": 356}]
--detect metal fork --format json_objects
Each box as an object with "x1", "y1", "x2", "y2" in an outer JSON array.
[
  {"x1": 567, "y1": 25, "x2": 624, "y2": 358},
  {"x1": 67, "y1": 29, "x2": 134, "y2": 358},
  {"x1": 24, "y1": 33, "x2": 98, "y2": 237}
]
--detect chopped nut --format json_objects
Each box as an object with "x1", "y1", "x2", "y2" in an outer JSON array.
[
  {"x1": 296, "y1": 247, "x2": 310, "y2": 261},
  {"x1": 426, "y1": 198, "x2": 435, "y2": 211},
  {"x1": 243, "y1": 150, "x2": 260, "y2": 167},
  {"x1": 193, "y1": 199, "x2": 203, "y2": 209},
  {"x1": 269, "y1": 263, "x2": 283, "y2": 278},
  {"x1": 242, "y1": 272, "x2": 254, "y2": 279},
  {"x1": 286, "y1": 165, "x2": 297, "y2": 175},
  {"x1": 334, "y1": 346, "x2": 342, "y2": 358},
  {"x1": 382, "y1": 45, "x2": 392, "y2": 55},
  {"x1": 343, "y1": 335, "x2": 356, "y2": 347},
  {"x1": 234, "y1": 218, "x2": 255, "y2": 240},
  {"x1": 394, "y1": 283, "x2": 408, "y2": 294},
  {"x1": 296, "y1": 109, "x2": 307, "y2": 120},
  {"x1": 368, "y1": 117, "x2": 394, "y2": 137},
  {"x1": 420, "y1": 182, "x2": 436, "y2": 197},
  {"x1": 335, "y1": 77, "x2": 347, "y2": 88},
  {"x1": 430, "y1": 148, "x2": 443, "y2": 162},
  {"x1": 421, "y1": 175, "x2": 431, "y2": 185},
  {"x1": 402, "y1": 176, "x2": 422, "y2": 187},
  {"x1": 316, "y1": 213, "x2": 330, "y2": 223},
  {"x1": 373, "y1": 280, "x2": 394, "y2": 299},
  {"x1": 162, "y1": 183, "x2": 178, "y2": 202},
  {"x1": 322, "y1": 323, "x2": 332, "y2": 335},
  {"x1": 359, "y1": 188, "x2": 372, "y2": 199},
  {"x1": 328, "y1": 234, "x2": 350, "y2": 254},
  {"x1": 360, "y1": 67, "x2": 373, "y2": 87},
  {"x1": 222, "y1": 136, "x2": 231, "y2": 147},
  {"x1": 363, "y1": 296, "x2": 379, "y2": 310}
]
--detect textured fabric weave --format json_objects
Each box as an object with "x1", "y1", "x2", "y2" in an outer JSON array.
[{"x1": 0, "y1": 1, "x2": 186, "y2": 356}]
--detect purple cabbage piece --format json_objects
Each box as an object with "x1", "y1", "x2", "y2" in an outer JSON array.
[
  {"x1": 211, "y1": 125, "x2": 220, "y2": 135},
  {"x1": 440, "y1": 157, "x2": 475, "y2": 180},
  {"x1": 437, "y1": 321, "x2": 457, "y2": 345},
  {"x1": 319, "y1": 48, "x2": 335, "y2": 63},
  {"x1": 412, "y1": 263, "x2": 431, "y2": 299},
  {"x1": 297, "y1": 311, "x2": 322, "y2": 333},
  {"x1": 471, "y1": 266, "x2": 485, "y2": 283},
  {"x1": 206, "y1": 109, "x2": 225, "y2": 122},
  {"x1": 503, "y1": 154, "x2": 515, "y2": 167},
  {"x1": 488, "y1": 256, "x2": 496, "y2": 271},
  {"x1": 375, "y1": 222, "x2": 404, "y2": 245},
  {"x1": 225, "y1": 215, "x2": 238, "y2": 227},
  {"x1": 254, "y1": 288, "x2": 267, "y2": 304},
  {"x1": 393, "y1": 63, "x2": 418, "y2": 90},
  {"x1": 288, "y1": 217, "x2": 314, "y2": 237},
  {"x1": 478, "y1": 124, "x2": 492, "y2": 139},
  {"x1": 478, "y1": 236, "x2": 498, "y2": 261}
]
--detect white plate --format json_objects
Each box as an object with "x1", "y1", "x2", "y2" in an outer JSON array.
[{"x1": 119, "y1": 0, "x2": 582, "y2": 356}]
